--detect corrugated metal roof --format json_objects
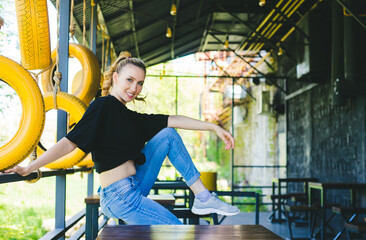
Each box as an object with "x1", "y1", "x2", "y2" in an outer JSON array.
[{"x1": 51, "y1": 0, "x2": 320, "y2": 67}]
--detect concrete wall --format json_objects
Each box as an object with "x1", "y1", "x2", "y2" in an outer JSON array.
[{"x1": 279, "y1": 1, "x2": 366, "y2": 205}]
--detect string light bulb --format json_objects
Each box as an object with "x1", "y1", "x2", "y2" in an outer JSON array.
[
  {"x1": 223, "y1": 39, "x2": 229, "y2": 49},
  {"x1": 166, "y1": 26, "x2": 172, "y2": 38},
  {"x1": 170, "y1": 3, "x2": 177, "y2": 16},
  {"x1": 259, "y1": 0, "x2": 266, "y2": 7},
  {"x1": 278, "y1": 47, "x2": 283, "y2": 56}
]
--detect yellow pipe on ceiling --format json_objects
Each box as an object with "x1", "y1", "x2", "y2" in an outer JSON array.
[
  {"x1": 249, "y1": 0, "x2": 295, "y2": 53},
  {"x1": 241, "y1": 0, "x2": 285, "y2": 51}
]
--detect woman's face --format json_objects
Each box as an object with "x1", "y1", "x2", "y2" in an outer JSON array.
[{"x1": 111, "y1": 64, "x2": 145, "y2": 104}]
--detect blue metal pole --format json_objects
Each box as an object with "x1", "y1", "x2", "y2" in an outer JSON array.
[
  {"x1": 87, "y1": 171, "x2": 94, "y2": 196},
  {"x1": 87, "y1": 0, "x2": 98, "y2": 196},
  {"x1": 56, "y1": 0, "x2": 70, "y2": 239}
]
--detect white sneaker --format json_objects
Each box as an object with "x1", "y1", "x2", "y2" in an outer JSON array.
[{"x1": 191, "y1": 192, "x2": 240, "y2": 216}]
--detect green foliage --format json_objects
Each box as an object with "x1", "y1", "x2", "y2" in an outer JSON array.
[
  {"x1": 0, "y1": 173, "x2": 97, "y2": 239},
  {"x1": 0, "y1": 205, "x2": 48, "y2": 240},
  {"x1": 0, "y1": 0, "x2": 20, "y2": 60},
  {"x1": 234, "y1": 188, "x2": 268, "y2": 212},
  {"x1": 206, "y1": 133, "x2": 231, "y2": 182}
]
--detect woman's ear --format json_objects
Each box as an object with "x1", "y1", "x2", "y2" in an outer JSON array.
[{"x1": 112, "y1": 72, "x2": 118, "y2": 85}]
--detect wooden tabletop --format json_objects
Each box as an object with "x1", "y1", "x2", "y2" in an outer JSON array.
[
  {"x1": 271, "y1": 177, "x2": 318, "y2": 183},
  {"x1": 308, "y1": 182, "x2": 366, "y2": 189},
  {"x1": 97, "y1": 225, "x2": 284, "y2": 240}
]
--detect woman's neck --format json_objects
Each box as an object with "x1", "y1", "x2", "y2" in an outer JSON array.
[{"x1": 110, "y1": 91, "x2": 127, "y2": 105}]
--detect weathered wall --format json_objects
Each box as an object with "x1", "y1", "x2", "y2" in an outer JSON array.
[
  {"x1": 280, "y1": 1, "x2": 366, "y2": 206},
  {"x1": 286, "y1": 82, "x2": 365, "y2": 183},
  {"x1": 232, "y1": 85, "x2": 284, "y2": 199}
]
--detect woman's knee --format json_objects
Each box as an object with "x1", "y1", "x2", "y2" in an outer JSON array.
[
  {"x1": 160, "y1": 127, "x2": 178, "y2": 136},
  {"x1": 156, "y1": 127, "x2": 180, "y2": 140}
]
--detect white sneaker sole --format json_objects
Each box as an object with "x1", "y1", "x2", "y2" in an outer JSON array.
[{"x1": 191, "y1": 207, "x2": 240, "y2": 216}]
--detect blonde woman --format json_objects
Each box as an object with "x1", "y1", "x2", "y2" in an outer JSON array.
[{"x1": 5, "y1": 52, "x2": 239, "y2": 224}]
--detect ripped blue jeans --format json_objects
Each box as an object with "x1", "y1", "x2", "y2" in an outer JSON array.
[{"x1": 98, "y1": 128, "x2": 201, "y2": 225}]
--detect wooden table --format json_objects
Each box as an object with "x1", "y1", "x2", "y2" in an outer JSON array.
[
  {"x1": 308, "y1": 182, "x2": 366, "y2": 240},
  {"x1": 97, "y1": 225, "x2": 284, "y2": 240},
  {"x1": 271, "y1": 177, "x2": 318, "y2": 222}
]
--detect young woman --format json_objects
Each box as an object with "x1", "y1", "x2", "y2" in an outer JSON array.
[{"x1": 5, "y1": 52, "x2": 239, "y2": 224}]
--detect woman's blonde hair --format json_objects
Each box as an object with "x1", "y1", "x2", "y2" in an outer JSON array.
[{"x1": 102, "y1": 51, "x2": 146, "y2": 102}]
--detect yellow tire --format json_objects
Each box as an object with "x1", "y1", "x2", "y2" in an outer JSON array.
[
  {"x1": 15, "y1": 0, "x2": 51, "y2": 70},
  {"x1": 41, "y1": 43, "x2": 101, "y2": 105},
  {"x1": 0, "y1": 56, "x2": 45, "y2": 171},
  {"x1": 76, "y1": 153, "x2": 94, "y2": 168},
  {"x1": 38, "y1": 92, "x2": 88, "y2": 169},
  {"x1": 71, "y1": 70, "x2": 84, "y2": 94}
]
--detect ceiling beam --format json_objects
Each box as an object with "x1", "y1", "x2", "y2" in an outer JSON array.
[
  {"x1": 215, "y1": 4, "x2": 296, "y2": 63},
  {"x1": 101, "y1": 11, "x2": 213, "y2": 51},
  {"x1": 143, "y1": 31, "x2": 201, "y2": 62},
  {"x1": 146, "y1": 42, "x2": 200, "y2": 67},
  {"x1": 199, "y1": 13, "x2": 213, "y2": 52},
  {"x1": 210, "y1": 33, "x2": 266, "y2": 76},
  {"x1": 128, "y1": 0, "x2": 141, "y2": 58},
  {"x1": 336, "y1": 0, "x2": 366, "y2": 30},
  {"x1": 101, "y1": 0, "x2": 170, "y2": 24}
]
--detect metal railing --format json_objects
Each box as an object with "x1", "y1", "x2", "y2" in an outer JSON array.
[{"x1": 0, "y1": 167, "x2": 96, "y2": 240}]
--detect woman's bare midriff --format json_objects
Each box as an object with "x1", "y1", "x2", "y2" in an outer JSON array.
[{"x1": 99, "y1": 160, "x2": 137, "y2": 188}]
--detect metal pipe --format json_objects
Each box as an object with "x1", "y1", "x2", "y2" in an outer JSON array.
[
  {"x1": 331, "y1": 0, "x2": 344, "y2": 105},
  {"x1": 336, "y1": 0, "x2": 366, "y2": 30},
  {"x1": 146, "y1": 74, "x2": 287, "y2": 79},
  {"x1": 241, "y1": 0, "x2": 286, "y2": 51},
  {"x1": 344, "y1": 1, "x2": 361, "y2": 84}
]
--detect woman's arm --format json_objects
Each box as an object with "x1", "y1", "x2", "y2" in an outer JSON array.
[
  {"x1": 168, "y1": 115, "x2": 235, "y2": 150},
  {"x1": 4, "y1": 137, "x2": 77, "y2": 176}
]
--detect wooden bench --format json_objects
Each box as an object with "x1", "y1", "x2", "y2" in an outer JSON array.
[
  {"x1": 97, "y1": 225, "x2": 284, "y2": 240},
  {"x1": 85, "y1": 194, "x2": 219, "y2": 239}
]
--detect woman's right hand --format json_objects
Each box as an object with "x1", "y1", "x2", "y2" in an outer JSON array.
[{"x1": 4, "y1": 165, "x2": 32, "y2": 176}]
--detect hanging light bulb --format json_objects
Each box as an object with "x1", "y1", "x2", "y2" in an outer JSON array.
[
  {"x1": 170, "y1": 3, "x2": 177, "y2": 16},
  {"x1": 223, "y1": 39, "x2": 229, "y2": 49},
  {"x1": 166, "y1": 26, "x2": 172, "y2": 38},
  {"x1": 259, "y1": 0, "x2": 266, "y2": 7},
  {"x1": 278, "y1": 47, "x2": 283, "y2": 56}
]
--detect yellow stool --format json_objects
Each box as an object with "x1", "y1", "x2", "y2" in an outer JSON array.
[{"x1": 200, "y1": 172, "x2": 217, "y2": 191}]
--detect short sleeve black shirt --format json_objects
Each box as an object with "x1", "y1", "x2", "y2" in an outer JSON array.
[{"x1": 66, "y1": 95, "x2": 169, "y2": 173}]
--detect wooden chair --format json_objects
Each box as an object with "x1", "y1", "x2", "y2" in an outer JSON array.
[
  {"x1": 269, "y1": 193, "x2": 307, "y2": 222},
  {"x1": 345, "y1": 222, "x2": 366, "y2": 240},
  {"x1": 284, "y1": 204, "x2": 320, "y2": 240}
]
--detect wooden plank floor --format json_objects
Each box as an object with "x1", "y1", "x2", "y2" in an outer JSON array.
[{"x1": 97, "y1": 225, "x2": 284, "y2": 240}]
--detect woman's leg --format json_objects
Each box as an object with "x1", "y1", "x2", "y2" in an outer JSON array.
[
  {"x1": 98, "y1": 177, "x2": 182, "y2": 225},
  {"x1": 135, "y1": 128, "x2": 201, "y2": 196},
  {"x1": 135, "y1": 127, "x2": 240, "y2": 216}
]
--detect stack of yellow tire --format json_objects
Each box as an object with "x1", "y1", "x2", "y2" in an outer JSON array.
[
  {"x1": 39, "y1": 43, "x2": 101, "y2": 169},
  {"x1": 0, "y1": 0, "x2": 100, "y2": 171}
]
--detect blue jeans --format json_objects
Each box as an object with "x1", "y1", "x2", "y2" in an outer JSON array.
[{"x1": 98, "y1": 128, "x2": 201, "y2": 225}]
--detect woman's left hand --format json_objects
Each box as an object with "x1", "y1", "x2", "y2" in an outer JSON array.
[{"x1": 215, "y1": 126, "x2": 235, "y2": 150}]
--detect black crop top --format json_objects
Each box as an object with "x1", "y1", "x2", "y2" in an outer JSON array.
[{"x1": 66, "y1": 95, "x2": 169, "y2": 173}]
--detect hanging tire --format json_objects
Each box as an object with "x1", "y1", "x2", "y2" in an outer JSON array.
[
  {"x1": 41, "y1": 43, "x2": 101, "y2": 105},
  {"x1": 76, "y1": 153, "x2": 94, "y2": 168},
  {"x1": 15, "y1": 0, "x2": 51, "y2": 70},
  {"x1": 0, "y1": 56, "x2": 45, "y2": 171},
  {"x1": 38, "y1": 92, "x2": 88, "y2": 169}
]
